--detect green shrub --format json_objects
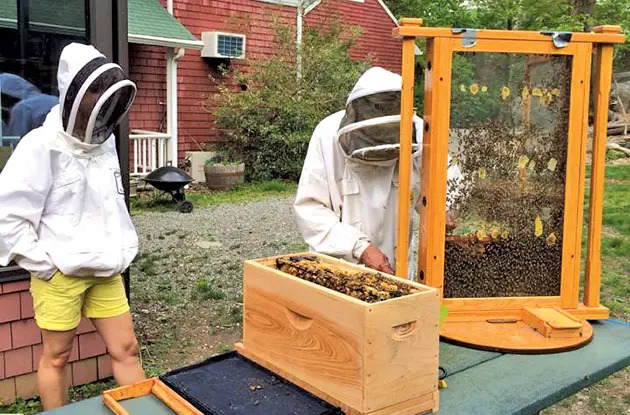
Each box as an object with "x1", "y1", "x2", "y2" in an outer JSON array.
[{"x1": 210, "y1": 18, "x2": 369, "y2": 182}]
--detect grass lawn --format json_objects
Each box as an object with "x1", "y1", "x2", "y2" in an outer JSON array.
[
  {"x1": 130, "y1": 180, "x2": 297, "y2": 214},
  {"x1": 1, "y1": 166, "x2": 628, "y2": 414}
]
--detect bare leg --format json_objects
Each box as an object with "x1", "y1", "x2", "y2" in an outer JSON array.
[
  {"x1": 38, "y1": 329, "x2": 76, "y2": 410},
  {"x1": 92, "y1": 312, "x2": 145, "y2": 385}
]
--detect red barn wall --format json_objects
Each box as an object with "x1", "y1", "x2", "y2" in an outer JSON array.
[
  {"x1": 128, "y1": 0, "x2": 401, "y2": 164},
  {"x1": 305, "y1": 0, "x2": 401, "y2": 73}
]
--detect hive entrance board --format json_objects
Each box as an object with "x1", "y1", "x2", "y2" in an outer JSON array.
[{"x1": 522, "y1": 307, "x2": 584, "y2": 338}]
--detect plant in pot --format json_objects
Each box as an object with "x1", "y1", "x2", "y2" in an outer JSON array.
[{"x1": 203, "y1": 152, "x2": 245, "y2": 190}]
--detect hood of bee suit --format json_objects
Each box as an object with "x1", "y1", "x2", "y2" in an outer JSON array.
[
  {"x1": 337, "y1": 66, "x2": 420, "y2": 163},
  {"x1": 57, "y1": 43, "x2": 137, "y2": 145}
]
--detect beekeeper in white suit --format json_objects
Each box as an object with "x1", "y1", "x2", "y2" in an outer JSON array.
[
  {"x1": 294, "y1": 67, "x2": 460, "y2": 277},
  {"x1": 0, "y1": 43, "x2": 145, "y2": 409}
]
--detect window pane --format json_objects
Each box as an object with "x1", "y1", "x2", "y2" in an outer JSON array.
[
  {"x1": 1, "y1": 0, "x2": 88, "y2": 172},
  {"x1": 444, "y1": 52, "x2": 572, "y2": 298},
  {"x1": 1, "y1": 0, "x2": 88, "y2": 276}
]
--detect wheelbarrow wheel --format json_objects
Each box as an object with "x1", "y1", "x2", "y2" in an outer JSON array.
[{"x1": 179, "y1": 200, "x2": 193, "y2": 213}]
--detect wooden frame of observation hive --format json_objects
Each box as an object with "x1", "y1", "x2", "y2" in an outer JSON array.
[{"x1": 392, "y1": 19, "x2": 625, "y2": 353}]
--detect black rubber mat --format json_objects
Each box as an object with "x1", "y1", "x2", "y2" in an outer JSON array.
[{"x1": 160, "y1": 352, "x2": 343, "y2": 415}]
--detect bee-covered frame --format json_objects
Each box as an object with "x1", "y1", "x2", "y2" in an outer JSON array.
[{"x1": 391, "y1": 20, "x2": 624, "y2": 328}]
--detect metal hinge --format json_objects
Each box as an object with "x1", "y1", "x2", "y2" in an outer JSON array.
[
  {"x1": 452, "y1": 28, "x2": 477, "y2": 48},
  {"x1": 540, "y1": 31, "x2": 573, "y2": 48}
]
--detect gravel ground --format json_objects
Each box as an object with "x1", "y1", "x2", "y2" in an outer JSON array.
[{"x1": 129, "y1": 195, "x2": 307, "y2": 373}]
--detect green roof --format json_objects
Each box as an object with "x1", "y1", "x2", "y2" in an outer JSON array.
[
  {"x1": 0, "y1": 0, "x2": 86, "y2": 36},
  {"x1": 128, "y1": 0, "x2": 202, "y2": 49},
  {"x1": 0, "y1": 0, "x2": 201, "y2": 49}
]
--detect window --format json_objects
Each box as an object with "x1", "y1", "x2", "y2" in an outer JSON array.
[
  {"x1": 0, "y1": 0, "x2": 89, "y2": 279},
  {"x1": 1, "y1": 0, "x2": 89, "y2": 172},
  {"x1": 217, "y1": 34, "x2": 244, "y2": 58}
]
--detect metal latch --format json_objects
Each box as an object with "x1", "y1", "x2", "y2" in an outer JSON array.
[
  {"x1": 540, "y1": 31, "x2": 572, "y2": 48},
  {"x1": 452, "y1": 28, "x2": 477, "y2": 48}
]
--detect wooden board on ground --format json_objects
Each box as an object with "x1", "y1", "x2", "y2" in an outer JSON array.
[
  {"x1": 240, "y1": 252, "x2": 440, "y2": 414},
  {"x1": 102, "y1": 378, "x2": 202, "y2": 415}
]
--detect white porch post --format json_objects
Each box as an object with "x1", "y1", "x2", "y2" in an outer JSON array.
[
  {"x1": 165, "y1": 1, "x2": 184, "y2": 167},
  {"x1": 166, "y1": 47, "x2": 178, "y2": 167}
]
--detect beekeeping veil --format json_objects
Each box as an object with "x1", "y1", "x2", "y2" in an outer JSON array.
[
  {"x1": 337, "y1": 67, "x2": 419, "y2": 162},
  {"x1": 58, "y1": 43, "x2": 136, "y2": 145}
]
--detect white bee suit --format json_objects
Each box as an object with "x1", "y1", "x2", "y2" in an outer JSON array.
[
  {"x1": 0, "y1": 43, "x2": 138, "y2": 280},
  {"x1": 295, "y1": 67, "x2": 462, "y2": 277}
]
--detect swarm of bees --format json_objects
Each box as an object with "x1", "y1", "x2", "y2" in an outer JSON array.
[
  {"x1": 276, "y1": 256, "x2": 417, "y2": 303},
  {"x1": 445, "y1": 52, "x2": 571, "y2": 299},
  {"x1": 444, "y1": 236, "x2": 562, "y2": 298}
]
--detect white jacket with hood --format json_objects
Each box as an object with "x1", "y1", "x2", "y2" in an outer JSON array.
[
  {"x1": 0, "y1": 43, "x2": 138, "y2": 280},
  {"x1": 294, "y1": 67, "x2": 460, "y2": 276}
]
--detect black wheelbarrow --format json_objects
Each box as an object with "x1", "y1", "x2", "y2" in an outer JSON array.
[{"x1": 143, "y1": 166, "x2": 194, "y2": 213}]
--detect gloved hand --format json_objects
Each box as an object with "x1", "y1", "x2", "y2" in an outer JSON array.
[{"x1": 360, "y1": 243, "x2": 394, "y2": 275}]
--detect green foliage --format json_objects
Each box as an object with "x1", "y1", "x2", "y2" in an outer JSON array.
[
  {"x1": 211, "y1": 18, "x2": 368, "y2": 182},
  {"x1": 131, "y1": 180, "x2": 296, "y2": 214},
  {"x1": 204, "y1": 151, "x2": 241, "y2": 167},
  {"x1": 605, "y1": 149, "x2": 628, "y2": 162},
  {"x1": 385, "y1": 0, "x2": 630, "y2": 112},
  {"x1": 194, "y1": 278, "x2": 226, "y2": 301}
]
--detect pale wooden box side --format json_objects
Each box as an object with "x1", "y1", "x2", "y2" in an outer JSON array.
[
  {"x1": 243, "y1": 253, "x2": 439, "y2": 414},
  {"x1": 364, "y1": 291, "x2": 439, "y2": 412},
  {"x1": 243, "y1": 259, "x2": 366, "y2": 410}
]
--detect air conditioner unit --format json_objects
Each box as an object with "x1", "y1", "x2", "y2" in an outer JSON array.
[{"x1": 201, "y1": 32, "x2": 246, "y2": 59}]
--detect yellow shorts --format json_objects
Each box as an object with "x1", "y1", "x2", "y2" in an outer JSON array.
[{"x1": 30, "y1": 271, "x2": 130, "y2": 331}]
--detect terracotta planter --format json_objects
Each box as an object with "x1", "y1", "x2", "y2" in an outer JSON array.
[{"x1": 204, "y1": 163, "x2": 245, "y2": 190}]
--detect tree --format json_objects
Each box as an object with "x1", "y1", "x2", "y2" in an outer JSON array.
[{"x1": 209, "y1": 18, "x2": 368, "y2": 182}]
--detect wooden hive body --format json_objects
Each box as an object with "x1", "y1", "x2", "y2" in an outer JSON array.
[{"x1": 236, "y1": 253, "x2": 440, "y2": 415}]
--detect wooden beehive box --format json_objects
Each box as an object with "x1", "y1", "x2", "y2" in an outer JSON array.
[{"x1": 235, "y1": 253, "x2": 440, "y2": 415}]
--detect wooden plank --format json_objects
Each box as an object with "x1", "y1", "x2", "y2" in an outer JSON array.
[
  {"x1": 443, "y1": 296, "x2": 562, "y2": 312},
  {"x1": 151, "y1": 381, "x2": 203, "y2": 415},
  {"x1": 104, "y1": 379, "x2": 155, "y2": 401},
  {"x1": 585, "y1": 45, "x2": 615, "y2": 307},
  {"x1": 392, "y1": 26, "x2": 626, "y2": 44},
  {"x1": 363, "y1": 289, "x2": 439, "y2": 412},
  {"x1": 243, "y1": 260, "x2": 366, "y2": 411},
  {"x1": 443, "y1": 303, "x2": 609, "y2": 322},
  {"x1": 102, "y1": 394, "x2": 129, "y2": 415},
  {"x1": 592, "y1": 25, "x2": 622, "y2": 34},
  {"x1": 560, "y1": 43, "x2": 589, "y2": 309},
  {"x1": 572, "y1": 303, "x2": 609, "y2": 320},
  {"x1": 395, "y1": 36, "x2": 418, "y2": 279},
  {"x1": 568, "y1": 43, "x2": 593, "y2": 309},
  {"x1": 450, "y1": 39, "x2": 579, "y2": 55},
  {"x1": 366, "y1": 391, "x2": 436, "y2": 415},
  {"x1": 398, "y1": 18, "x2": 423, "y2": 27},
  {"x1": 440, "y1": 320, "x2": 593, "y2": 353},
  {"x1": 418, "y1": 37, "x2": 452, "y2": 295}
]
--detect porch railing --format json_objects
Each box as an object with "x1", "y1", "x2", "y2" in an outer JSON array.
[{"x1": 130, "y1": 130, "x2": 171, "y2": 176}]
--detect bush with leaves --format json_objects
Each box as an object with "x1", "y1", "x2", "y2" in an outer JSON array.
[{"x1": 210, "y1": 19, "x2": 369, "y2": 182}]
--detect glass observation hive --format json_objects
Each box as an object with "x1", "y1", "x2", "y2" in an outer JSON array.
[{"x1": 391, "y1": 20, "x2": 625, "y2": 353}]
